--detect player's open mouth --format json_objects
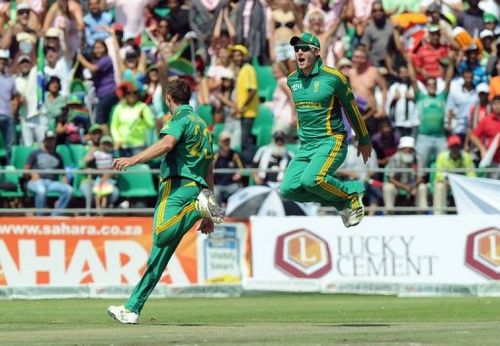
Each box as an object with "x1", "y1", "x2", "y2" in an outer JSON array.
[{"x1": 298, "y1": 58, "x2": 305, "y2": 63}]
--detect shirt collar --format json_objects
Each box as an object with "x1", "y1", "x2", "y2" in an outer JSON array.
[
  {"x1": 174, "y1": 104, "x2": 193, "y2": 116},
  {"x1": 298, "y1": 57, "x2": 322, "y2": 78}
]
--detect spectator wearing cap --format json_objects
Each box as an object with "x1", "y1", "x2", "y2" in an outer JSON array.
[
  {"x1": 77, "y1": 39, "x2": 117, "y2": 134},
  {"x1": 479, "y1": 29, "x2": 495, "y2": 67},
  {"x1": 83, "y1": 0, "x2": 113, "y2": 48},
  {"x1": 269, "y1": 61, "x2": 296, "y2": 139},
  {"x1": 81, "y1": 134, "x2": 119, "y2": 211},
  {"x1": 252, "y1": 131, "x2": 294, "y2": 186},
  {"x1": 406, "y1": 49, "x2": 455, "y2": 168},
  {"x1": 446, "y1": 69, "x2": 478, "y2": 143},
  {"x1": 42, "y1": 76, "x2": 66, "y2": 131},
  {"x1": 424, "y1": 2, "x2": 453, "y2": 41},
  {"x1": 385, "y1": 64, "x2": 419, "y2": 138},
  {"x1": 412, "y1": 25, "x2": 450, "y2": 82},
  {"x1": 347, "y1": 45, "x2": 387, "y2": 133},
  {"x1": 230, "y1": 44, "x2": 259, "y2": 165},
  {"x1": 383, "y1": 136, "x2": 428, "y2": 214},
  {"x1": 457, "y1": 44, "x2": 488, "y2": 87},
  {"x1": 457, "y1": 0, "x2": 484, "y2": 35},
  {"x1": 43, "y1": 28, "x2": 73, "y2": 96},
  {"x1": 213, "y1": 130, "x2": 244, "y2": 206},
  {"x1": 235, "y1": 0, "x2": 267, "y2": 61},
  {"x1": 468, "y1": 83, "x2": 491, "y2": 152},
  {"x1": 55, "y1": 94, "x2": 90, "y2": 145},
  {"x1": 15, "y1": 53, "x2": 44, "y2": 146},
  {"x1": 361, "y1": 1, "x2": 394, "y2": 68},
  {"x1": 25, "y1": 130, "x2": 73, "y2": 216},
  {"x1": 0, "y1": 2, "x2": 40, "y2": 56},
  {"x1": 43, "y1": 0, "x2": 84, "y2": 58},
  {"x1": 110, "y1": 82, "x2": 154, "y2": 157},
  {"x1": 433, "y1": 135, "x2": 476, "y2": 214},
  {"x1": 0, "y1": 49, "x2": 17, "y2": 157},
  {"x1": 483, "y1": 12, "x2": 498, "y2": 34},
  {"x1": 469, "y1": 95, "x2": 500, "y2": 179}
]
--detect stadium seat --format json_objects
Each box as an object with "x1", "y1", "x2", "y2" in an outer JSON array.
[
  {"x1": 252, "y1": 105, "x2": 274, "y2": 147},
  {"x1": 10, "y1": 145, "x2": 35, "y2": 176},
  {"x1": 253, "y1": 60, "x2": 277, "y2": 102},
  {"x1": 0, "y1": 166, "x2": 23, "y2": 198},
  {"x1": 0, "y1": 131, "x2": 7, "y2": 160},
  {"x1": 197, "y1": 104, "x2": 214, "y2": 127},
  {"x1": 118, "y1": 164, "x2": 157, "y2": 198},
  {"x1": 56, "y1": 144, "x2": 87, "y2": 168}
]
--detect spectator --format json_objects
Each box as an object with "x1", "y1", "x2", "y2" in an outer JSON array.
[
  {"x1": 383, "y1": 136, "x2": 428, "y2": 214},
  {"x1": 457, "y1": 44, "x2": 488, "y2": 87},
  {"x1": 206, "y1": 47, "x2": 235, "y2": 121},
  {"x1": 213, "y1": 131, "x2": 244, "y2": 206},
  {"x1": 82, "y1": 135, "x2": 119, "y2": 211},
  {"x1": 446, "y1": 69, "x2": 478, "y2": 143},
  {"x1": 55, "y1": 94, "x2": 90, "y2": 145},
  {"x1": 268, "y1": 0, "x2": 299, "y2": 71},
  {"x1": 235, "y1": 0, "x2": 267, "y2": 61},
  {"x1": 347, "y1": 45, "x2": 387, "y2": 133},
  {"x1": 109, "y1": 0, "x2": 152, "y2": 38},
  {"x1": 83, "y1": 0, "x2": 113, "y2": 48},
  {"x1": 144, "y1": 64, "x2": 164, "y2": 118},
  {"x1": 467, "y1": 83, "x2": 491, "y2": 155},
  {"x1": 43, "y1": 0, "x2": 85, "y2": 58},
  {"x1": 338, "y1": 136, "x2": 381, "y2": 216},
  {"x1": 407, "y1": 50, "x2": 455, "y2": 168},
  {"x1": 0, "y1": 49, "x2": 17, "y2": 157},
  {"x1": 252, "y1": 131, "x2": 294, "y2": 186},
  {"x1": 166, "y1": 0, "x2": 191, "y2": 39},
  {"x1": 77, "y1": 39, "x2": 117, "y2": 134},
  {"x1": 269, "y1": 61, "x2": 296, "y2": 139},
  {"x1": 489, "y1": 59, "x2": 500, "y2": 100},
  {"x1": 1, "y1": 2, "x2": 40, "y2": 57},
  {"x1": 189, "y1": 0, "x2": 222, "y2": 48},
  {"x1": 42, "y1": 76, "x2": 67, "y2": 131},
  {"x1": 361, "y1": 1, "x2": 393, "y2": 68},
  {"x1": 231, "y1": 44, "x2": 259, "y2": 164},
  {"x1": 26, "y1": 130, "x2": 73, "y2": 216},
  {"x1": 15, "y1": 54, "x2": 44, "y2": 147},
  {"x1": 483, "y1": 12, "x2": 498, "y2": 34},
  {"x1": 211, "y1": 4, "x2": 236, "y2": 56},
  {"x1": 371, "y1": 118, "x2": 399, "y2": 175},
  {"x1": 456, "y1": 0, "x2": 484, "y2": 35},
  {"x1": 433, "y1": 135, "x2": 476, "y2": 215},
  {"x1": 412, "y1": 25, "x2": 450, "y2": 82},
  {"x1": 469, "y1": 95, "x2": 500, "y2": 179},
  {"x1": 424, "y1": 3, "x2": 453, "y2": 41},
  {"x1": 43, "y1": 37, "x2": 72, "y2": 97},
  {"x1": 479, "y1": 29, "x2": 495, "y2": 67},
  {"x1": 385, "y1": 64, "x2": 418, "y2": 137},
  {"x1": 110, "y1": 82, "x2": 154, "y2": 157}
]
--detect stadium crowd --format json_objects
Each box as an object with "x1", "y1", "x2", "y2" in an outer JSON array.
[{"x1": 0, "y1": 0, "x2": 499, "y2": 215}]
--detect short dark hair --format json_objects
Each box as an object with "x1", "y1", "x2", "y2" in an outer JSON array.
[{"x1": 166, "y1": 79, "x2": 191, "y2": 104}]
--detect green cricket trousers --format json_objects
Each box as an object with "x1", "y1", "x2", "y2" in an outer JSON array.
[
  {"x1": 280, "y1": 134, "x2": 364, "y2": 210},
  {"x1": 125, "y1": 177, "x2": 202, "y2": 314}
]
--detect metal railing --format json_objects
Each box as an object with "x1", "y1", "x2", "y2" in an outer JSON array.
[{"x1": 0, "y1": 166, "x2": 498, "y2": 216}]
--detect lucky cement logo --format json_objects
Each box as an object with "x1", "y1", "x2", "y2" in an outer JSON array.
[
  {"x1": 274, "y1": 229, "x2": 332, "y2": 278},
  {"x1": 465, "y1": 227, "x2": 500, "y2": 280}
]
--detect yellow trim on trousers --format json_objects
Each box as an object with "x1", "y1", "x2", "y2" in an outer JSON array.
[
  {"x1": 156, "y1": 178, "x2": 172, "y2": 227},
  {"x1": 155, "y1": 202, "x2": 197, "y2": 234}
]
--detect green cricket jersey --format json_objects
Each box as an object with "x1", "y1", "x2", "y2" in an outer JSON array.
[
  {"x1": 287, "y1": 58, "x2": 370, "y2": 145},
  {"x1": 159, "y1": 105, "x2": 213, "y2": 187}
]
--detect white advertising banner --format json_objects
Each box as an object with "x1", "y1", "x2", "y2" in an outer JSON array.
[{"x1": 249, "y1": 216, "x2": 500, "y2": 295}]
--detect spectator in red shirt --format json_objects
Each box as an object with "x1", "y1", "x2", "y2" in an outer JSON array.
[
  {"x1": 412, "y1": 25, "x2": 449, "y2": 82},
  {"x1": 470, "y1": 95, "x2": 500, "y2": 179}
]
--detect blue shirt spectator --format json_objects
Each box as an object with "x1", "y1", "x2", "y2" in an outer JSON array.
[{"x1": 83, "y1": 0, "x2": 113, "y2": 47}]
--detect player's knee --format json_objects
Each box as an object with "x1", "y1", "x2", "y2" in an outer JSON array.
[{"x1": 300, "y1": 174, "x2": 318, "y2": 192}]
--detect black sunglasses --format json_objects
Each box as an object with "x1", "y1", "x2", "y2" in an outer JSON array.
[
  {"x1": 293, "y1": 45, "x2": 314, "y2": 53},
  {"x1": 18, "y1": 9, "x2": 30, "y2": 15}
]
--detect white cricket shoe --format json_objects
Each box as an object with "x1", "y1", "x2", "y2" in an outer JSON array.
[
  {"x1": 107, "y1": 305, "x2": 139, "y2": 324},
  {"x1": 196, "y1": 189, "x2": 224, "y2": 224},
  {"x1": 340, "y1": 194, "x2": 365, "y2": 228}
]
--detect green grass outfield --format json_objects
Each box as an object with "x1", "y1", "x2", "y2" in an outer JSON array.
[{"x1": 1, "y1": 294, "x2": 500, "y2": 345}]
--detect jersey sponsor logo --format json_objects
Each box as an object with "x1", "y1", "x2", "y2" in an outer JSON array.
[
  {"x1": 313, "y1": 81, "x2": 320, "y2": 93},
  {"x1": 290, "y1": 83, "x2": 303, "y2": 91},
  {"x1": 295, "y1": 101, "x2": 322, "y2": 109}
]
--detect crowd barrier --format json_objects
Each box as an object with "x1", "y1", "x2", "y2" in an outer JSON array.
[{"x1": 1, "y1": 215, "x2": 499, "y2": 298}]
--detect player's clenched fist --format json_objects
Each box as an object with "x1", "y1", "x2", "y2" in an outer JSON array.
[{"x1": 113, "y1": 157, "x2": 137, "y2": 171}]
